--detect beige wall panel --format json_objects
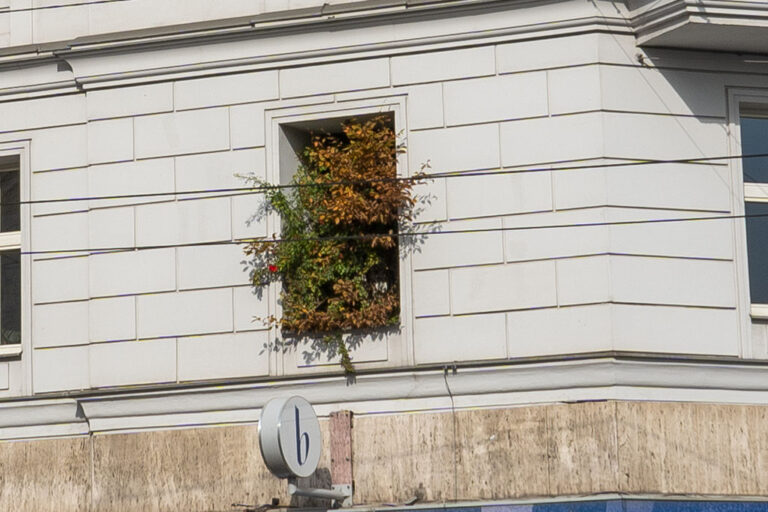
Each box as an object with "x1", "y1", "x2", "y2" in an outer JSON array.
[
  {"x1": 546, "y1": 401, "x2": 619, "y2": 495},
  {"x1": 353, "y1": 411, "x2": 455, "y2": 503},
  {"x1": 92, "y1": 422, "x2": 332, "y2": 512},
  {"x1": 617, "y1": 402, "x2": 768, "y2": 495},
  {"x1": 353, "y1": 407, "x2": 549, "y2": 503},
  {"x1": 454, "y1": 406, "x2": 549, "y2": 499},
  {"x1": 0, "y1": 437, "x2": 90, "y2": 512}
]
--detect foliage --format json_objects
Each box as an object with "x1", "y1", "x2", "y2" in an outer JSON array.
[{"x1": 244, "y1": 116, "x2": 418, "y2": 372}]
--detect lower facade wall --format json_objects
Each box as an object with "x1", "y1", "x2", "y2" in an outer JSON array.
[{"x1": 2, "y1": 401, "x2": 767, "y2": 512}]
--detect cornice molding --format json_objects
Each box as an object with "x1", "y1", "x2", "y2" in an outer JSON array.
[
  {"x1": 3, "y1": 356, "x2": 768, "y2": 440},
  {"x1": 634, "y1": 0, "x2": 768, "y2": 51},
  {"x1": 0, "y1": 0, "x2": 631, "y2": 96}
]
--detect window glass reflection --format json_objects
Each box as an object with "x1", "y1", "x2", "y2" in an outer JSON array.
[
  {"x1": 742, "y1": 117, "x2": 768, "y2": 183},
  {"x1": 0, "y1": 249, "x2": 20, "y2": 345}
]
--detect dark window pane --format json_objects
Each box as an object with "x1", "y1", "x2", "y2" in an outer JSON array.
[
  {"x1": 746, "y1": 202, "x2": 768, "y2": 304},
  {"x1": 0, "y1": 170, "x2": 19, "y2": 232},
  {"x1": 742, "y1": 117, "x2": 768, "y2": 183},
  {"x1": 0, "y1": 250, "x2": 20, "y2": 345}
]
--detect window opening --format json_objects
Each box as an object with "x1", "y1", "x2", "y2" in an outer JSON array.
[{"x1": 0, "y1": 156, "x2": 21, "y2": 346}]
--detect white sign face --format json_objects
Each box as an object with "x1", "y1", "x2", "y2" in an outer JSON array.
[{"x1": 259, "y1": 396, "x2": 322, "y2": 478}]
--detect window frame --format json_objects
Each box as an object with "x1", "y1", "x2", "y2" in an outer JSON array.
[
  {"x1": 263, "y1": 97, "x2": 413, "y2": 374},
  {"x1": 0, "y1": 142, "x2": 30, "y2": 361}
]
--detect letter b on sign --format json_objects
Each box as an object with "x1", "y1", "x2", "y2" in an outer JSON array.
[
  {"x1": 259, "y1": 396, "x2": 322, "y2": 479},
  {"x1": 295, "y1": 406, "x2": 310, "y2": 466}
]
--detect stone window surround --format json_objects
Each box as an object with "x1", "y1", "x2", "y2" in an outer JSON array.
[
  {"x1": 0, "y1": 141, "x2": 30, "y2": 368},
  {"x1": 728, "y1": 88, "x2": 768, "y2": 358},
  {"x1": 264, "y1": 95, "x2": 415, "y2": 370}
]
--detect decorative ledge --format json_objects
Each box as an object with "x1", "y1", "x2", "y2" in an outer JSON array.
[
  {"x1": 2, "y1": 355, "x2": 768, "y2": 439},
  {"x1": 632, "y1": 0, "x2": 768, "y2": 54}
]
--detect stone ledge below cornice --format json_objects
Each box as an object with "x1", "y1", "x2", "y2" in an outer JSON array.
[{"x1": 632, "y1": 0, "x2": 768, "y2": 54}]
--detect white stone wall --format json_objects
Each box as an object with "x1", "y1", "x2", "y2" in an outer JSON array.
[{"x1": 1, "y1": 0, "x2": 768, "y2": 396}]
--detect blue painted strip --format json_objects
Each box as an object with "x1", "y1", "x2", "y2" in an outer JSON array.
[{"x1": 406, "y1": 499, "x2": 768, "y2": 512}]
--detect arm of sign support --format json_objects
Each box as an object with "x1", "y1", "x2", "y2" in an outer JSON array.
[{"x1": 287, "y1": 482, "x2": 352, "y2": 507}]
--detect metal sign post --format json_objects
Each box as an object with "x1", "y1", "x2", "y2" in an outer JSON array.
[{"x1": 259, "y1": 396, "x2": 352, "y2": 507}]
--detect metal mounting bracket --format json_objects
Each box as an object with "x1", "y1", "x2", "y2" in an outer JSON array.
[{"x1": 287, "y1": 482, "x2": 353, "y2": 508}]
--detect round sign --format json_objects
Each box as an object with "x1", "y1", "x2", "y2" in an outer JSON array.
[{"x1": 259, "y1": 396, "x2": 322, "y2": 478}]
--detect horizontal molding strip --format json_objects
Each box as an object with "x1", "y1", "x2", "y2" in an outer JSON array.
[
  {"x1": 3, "y1": 356, "x2": 768, "y2": 438},
  {"x1": 0, "y1": 7, "x2": 633, "y2": 96},
  {"x1": 634, "y1": 0, "x2": 768, "y2": 47},
  {"x1": 68, "y1": 19, "x2": 631, "y2": 91}
]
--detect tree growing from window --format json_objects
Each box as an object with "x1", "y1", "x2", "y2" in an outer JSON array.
[{"x1": 245, "y1": 116, "x2": 420, "y2": 372}]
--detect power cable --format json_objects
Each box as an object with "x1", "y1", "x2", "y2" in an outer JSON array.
[
  {"x1": 0, "y1": 0, "x2": 134, "y2": 15},
  {"x1": 12, "y1": 152, "x2": 768, "y2": 208},
  {"x1": 442, "y1": 364, "x2": 458, "y2": 503},
  {"x1": 20, "y1": 210, "x2": 768, "y2": 256}
]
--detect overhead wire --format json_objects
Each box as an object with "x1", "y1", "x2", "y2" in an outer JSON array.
[
  {"x1": 0, "y1": 0, "x2": 134, "y2": 15},
  {"x1": 21, "y1": 211, "x2": 768, "y2": 256},
  {"x1": 10, "y1": 152, "x2": 768, "y2": 208}
]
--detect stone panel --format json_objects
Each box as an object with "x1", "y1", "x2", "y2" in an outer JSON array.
[
  {"x1": 0, "y1": 94, "x2": 85, "y2": 133},
  {"x1": 134, "y1": 108, "x2": 230, "y2": 159},
  {"x1": 497, "y1": 34, "x2": 600, "y2": 73},
  {"x1": 354, "y1": 407, "x2": 550, "y2": 503},
  {"x1": 446, "y1": 171, "x2": 552, "y2": 220},
  {"x1": 136, "y1": 288, "x2": 233, "y2": 339},
  {"x1": 610, "y1": 256, "x2": 735, "y2": 307},
  {"x1": 92, "y1": 422, "x2": 331, "y2": 512},
  {"x1": 0, "y1": 436, "x2": 90, "y2": 512},
  {"x1": 88, "y1": 206, "x2": 134, "y2": 250},
  {"x1": 90, "y1": 296, "x2": 136, "y2": 343},
  {"x1": 30, "y1": 211, "x2": 88, "y2": 253},
  {"x1": 409, "y1": 123, "x2": 500, "y2": 174},
  {"x1": 407, "y1": 83, "x2": 444, "y2": 130},
  {"x1": 87, "y1": 118, "x2": 134, "y2": 165},
  {"x1": 87, "y1": 83, "x2": 174, "y2": 120},
  {"x1": 454, "y1": 407, "x2": 549, "y2": 499},
  {"x1": 175, "y1": 148, "x2": 265, "y2": 197},
  {"x1": 617, "y1": 402, "x2": 768, "y2": 495},
  {"x1": 32, "y1": 345, "x2": 90, "y2": 393},
  {"x1": 353, "y1": 409, "x2": 455, "y2": 503},
  {"x1": 280, "y1": 59, "x2": 389, "y2": 98},
  {"x1": 547, "y1": 401, "x2": 619, "y2": 495},
  {"x1": 31, "y1": 167, "x2": 88, "y2": 216},
  {"x1": 32, "y1": 256, "x2": 89, "y2": 304},
  {"x1": 88, "y1": 158, "x2": 175, "y2": 209},
  {"x1": 135, "y1": 197, "x2": 231, "y2": 246},
  {"x1": 177, "y1": 244, "x2": 250, "y2": 290},
  {"x1": 612, "y1": 304, "x2": 739, "y2": 356},
  {"x1": 412, "y1": 218, "x2": 504, "y2": 270},
  {"x1": 230, "y1": 103, "x2": 266, "y2": 149},
  {"x1": 413, "y1": 313, "x2": 506, "y2": 364},
  {"x1": 233, "y1": 286, "x2": 269, "y2": 332},
  {"x1": 556, "y1": 255, "x2": 610, "y2": 306},
  {"x1": 174, "y1": 70, "x2": 279, "y2": 110},
  {"x1": 412, "y1": 269, "x2": 450, "y2": 317},
  {"x1": 89, "y1": 249, "x2": 175, "y2": 298},
  {"x1": 451, "y1": 260, "x2": 557, "y2": 315},
  {"x1": 601, "y1": 66, "x2": 726, "y2": 118},
  {"x1": 29, "y1": 125, "x2": 88, "y2": 171},
  {"x1": 507, "y1": 304, "x2": 611, "y2": 357},
  {"x1": 32, "y1": 301, "x2": 89, "y2": 348},
  {"x1": 548, "y1": 65, "x2": 601, "y2": 115},
  {"x1": 392, "y1": 46, "x2": 495, "y2": 85},
  {"x1": 603, "y1": 112, "x2": 728, "y2": 161},
  {"x1": 90, "y1": 339, "x2": 176, "y2": 388},
  {"x1": 444, "y1": 73, "x2": 548, "y2": 126},
  {"x1": 504, "y1": 209, "x2": 608, "y2": 263},
  {"x1": 500, "y1": 113, "x2": 603, "y2": 167},
  {"x1": 177, "y1": 331, "x2": 270, "y2": 382}
]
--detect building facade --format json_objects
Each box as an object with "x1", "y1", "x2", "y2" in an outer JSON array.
[{"x1": 1, "y1": 0, "x2": 768, "y2": 510}]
